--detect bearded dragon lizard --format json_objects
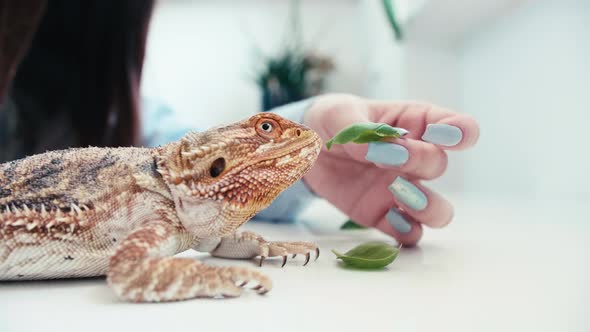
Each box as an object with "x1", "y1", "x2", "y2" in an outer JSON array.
[{"x1": 0, "y1": 113, "x2": 321, "y2": 302}]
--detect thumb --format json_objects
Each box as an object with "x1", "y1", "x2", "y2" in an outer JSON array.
[{"x1": 305, "y1": 95, "x2": 406, "y2": 164}]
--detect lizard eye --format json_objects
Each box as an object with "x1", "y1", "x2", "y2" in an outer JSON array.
[
  {"x1": 255, "y1": 118, "x2": 282, "y2": 139},
  {"x1": 209, "y1": 158, "x2": 225, "y2": 178},
  {"x1": 260, "y1": 122, "x2": 273, "y2": 132}
]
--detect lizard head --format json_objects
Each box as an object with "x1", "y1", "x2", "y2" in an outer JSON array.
[{"x1": 156, "y1": 113, "x2": 321, "y2": 238}]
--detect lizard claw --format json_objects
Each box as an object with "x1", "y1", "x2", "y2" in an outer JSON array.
[
  {"x1": 252, "y1": 284, "x2": 269, "y2": 295},
  {"x1": 226, "y1": 266, "x2": 272, "y2": 296},
  {"x1": 255, "y1": 240, "x2": 319, "y2": 268}
]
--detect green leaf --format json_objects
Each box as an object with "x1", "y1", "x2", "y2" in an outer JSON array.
[
  {"x1": 332, "y1": 241, "x2": 400, "y2": 269},
  {"x1": 325, "y1": 123, "x2": 404, "y2": 150},
  {"x1": 340, "y1": 220, "x2": 367, "y2": 230}
]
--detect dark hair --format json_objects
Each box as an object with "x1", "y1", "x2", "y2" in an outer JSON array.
[{"x1": 1, "y1": 0, "x2": 154, "y2": 151}]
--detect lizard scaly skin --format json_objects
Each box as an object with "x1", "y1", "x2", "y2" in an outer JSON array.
[{"x1": 0, "y1": 113, "x2": 321, "y2": 302}]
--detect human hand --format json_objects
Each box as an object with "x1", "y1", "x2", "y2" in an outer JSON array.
[{"x1": 302, "y1": 94, "x2": 480, "y2": 246}]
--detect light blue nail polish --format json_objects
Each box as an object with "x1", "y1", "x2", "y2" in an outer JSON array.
[
  {"x1": 422, "y1": 124, "x2": 463, "y2": 146},
  {"x1": 388, "y1": 177, "x2": 428, "y2": 211},
  {"x1": 365, "y1": 142, "x2": 409, "y2": 166},
  {"x1": 386, "y1": 209, "x2": 412, "y2": 233}
]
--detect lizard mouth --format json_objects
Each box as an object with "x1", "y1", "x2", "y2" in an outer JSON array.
[{"x1": 257, "y1": 132, "x2": 322, "y2": 165}]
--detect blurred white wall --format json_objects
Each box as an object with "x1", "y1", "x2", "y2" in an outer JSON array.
[
  {"x1": 396, "y1": 0, "x2": 589, "y2": 197},
  {"x1": 142, "y1": 0, "x2": 589, "y2": 197},
  {"x1": 459, "y1": 0, "x2": 590, "y2": 197}
]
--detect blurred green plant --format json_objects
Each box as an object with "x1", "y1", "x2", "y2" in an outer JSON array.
[
  {"x1": 254, "y1": 0, "x2": 333, "y2": 111},
  {"x1": 382, "y1": 0, "x2": 403, "y2": 41},
  {"x1": 254, "y1": 0, "x2": 402, "y2": 111},
  {"x1": 255, "y1": 50, "x2": 333, "y2": 112}
]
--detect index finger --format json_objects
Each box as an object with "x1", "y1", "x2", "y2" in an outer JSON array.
[{"x1": 369, "y1": 101, "x2": 480, "y2": 150}]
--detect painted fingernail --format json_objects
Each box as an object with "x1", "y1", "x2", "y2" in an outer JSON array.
[
  {"x1": 386, "y1": 209, "x2": 412, "y2": 233},
  {"x1": 365, "y1": 142, "x2": 409, "y2": 166},
  {"x1": 422, "y1": 124, "x2": 463, "y2": 146},
  {"x1": 388, "y1": 176, "x2": 428, "y2": 211},
  {"x1": 392, "y1": 127, "x2": 409, "y2": 136}
]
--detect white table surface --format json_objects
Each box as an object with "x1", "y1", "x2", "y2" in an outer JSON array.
[{"x1": 1, "y1": 195, "x2": 588, "y2": 332}]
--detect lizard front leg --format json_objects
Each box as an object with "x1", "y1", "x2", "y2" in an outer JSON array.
[
  {"x1": 195, "y1": 231, "x2": 320, "y2": 267},
  {"x1": 106, "y1": 222, "x2": 271, "y2": 302}
]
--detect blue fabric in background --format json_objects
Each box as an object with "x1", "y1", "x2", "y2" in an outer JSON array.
[
  {"x1": 141, "y1": 97, "x2": 318, "y2": 222},
  {"x1": 142, "y1": 97, "x2": 192, "y2": 148}
]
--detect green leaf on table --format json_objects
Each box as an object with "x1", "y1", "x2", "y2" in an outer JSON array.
[
  {"x1": 340, "y1": 220, "x2": 367, "y2": 230},
  {"x1": 332, "y1": 241, "x2": 400, "y2": 269},
  {"x1": 325, "y1": 123, "x2": 404, "y2": 150}
]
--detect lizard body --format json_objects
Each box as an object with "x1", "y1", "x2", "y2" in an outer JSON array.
[{"x1": 0, "y1": 113, "x2": 321, "y2": 301}]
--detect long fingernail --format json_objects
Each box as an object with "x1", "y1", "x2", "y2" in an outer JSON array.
[
  {"x1": 386, "y1": 209, "x2": 412, "y2": 233},
  {"x1": 393, "y1": 127, "x2": 409, "y2": 136},
  {"x1": 365, "y1": 142, "x2": 409, "y2": 166},
  {"x1": 422, "y1": 124, "x2": 463, "y2": 146},
  {"x1": 388, "y1": 177, "x2": 428, "y2": 211}
]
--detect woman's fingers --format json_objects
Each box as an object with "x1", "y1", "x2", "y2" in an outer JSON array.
[
  {"x1": 369, "y1": 100, "x2": 480, "y2": 150},
  {"x1": 353, "y1": 174, "x2": 454, "y2": 245},
  {"x1": 304, "y1": 95, "x2": 471, "y2": 245},
  {"x1": 309, "y1": 97, "x2": 475, "y2": 180},
  {"x1": 374, "y1": 209, "x2": 423, "y2": 246},
  {"x1": 360, "y1": 176, "x2": 453, "y2": 230},
  {"x1": 310, "y1": 100, "x2": 450, "y2": 180},
  {"x1": 387, "y1": 176, "x2": 454, "y2": 228},
  {"x1": 349, "y1": 137, "x2": 448, "y2": 180}
]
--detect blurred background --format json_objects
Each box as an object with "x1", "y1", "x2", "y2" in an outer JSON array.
[{"x1": 141, "y1": 0, "x2": 589, "y2": 200}]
